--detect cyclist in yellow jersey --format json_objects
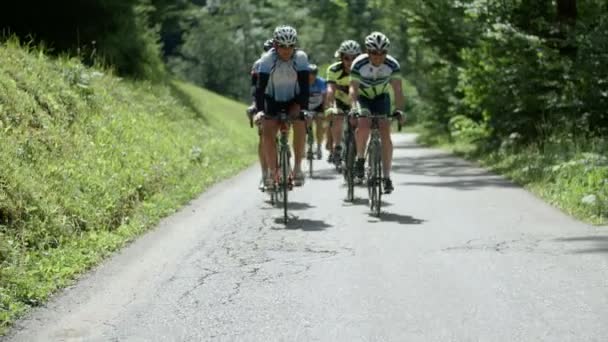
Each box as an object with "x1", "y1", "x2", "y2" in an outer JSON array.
[
  {"x1": 324, "y1": 40, "x2": 362, "y2": 166},
  {"x1": 349, "y1": 32, "x2": 405, "y2": 194}
]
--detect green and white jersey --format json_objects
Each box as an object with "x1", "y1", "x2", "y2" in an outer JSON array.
[
  {"x1": 326, "y1": 61, "x2": 351, "y2": 106},
  {"x1": 350, "y1": 53, "x2": 401, "y2": 99}
]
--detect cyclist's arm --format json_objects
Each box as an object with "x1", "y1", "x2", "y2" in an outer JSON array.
[
  {"x1": 250, "y1": 72, "x2": 258, "y2": 100},
  {"x1": 255, "y1": 72, "x2": 269, "y2": 112},
  {"x1": 390, "y1": 78, "x2": 405, "y2": 112},
  {"x1": 296, "y1": 70, "x2": 309, "y2": 109},
  {"x1": 321, "y1": 92, "x2": 328, "y2": 112},
  {"x1": 324, "y1": 83, "x2": 337, "y2": 109},
  {"x1": 349, "y1": 79, "x2": 360, "y2": 111}
]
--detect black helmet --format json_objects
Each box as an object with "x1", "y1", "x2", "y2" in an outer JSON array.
[
  {"x1": 263, "y1": 39, "x2": 274, "y2": 52},
  {"x1": 308, "y1": 64, "x2": 318, "y2": 74}
]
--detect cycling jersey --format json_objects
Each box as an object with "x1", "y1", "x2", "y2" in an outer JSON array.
[
  {"x1": 350, "y1": 54, "x2": 401, "y2": 99},
  {"x1": 250, "y1": 58, "x2": 262, "y2": 100},
  {"x1": 326, "y1": 62, "x2": 351, "y2": 107},
  {"x1": 255, "y1": 48, "x2": 309, "y2": 110},
  {"x1": 308, "y1": 76, "x2": 326, "y2": 111}
]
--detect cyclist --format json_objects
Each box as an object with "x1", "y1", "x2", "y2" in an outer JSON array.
[
  {"x1": 254, "y1": 25, "x2": 310, "y2": 187},
  {"x1": 247, "y1": 39, "x2": 274, "y2": 191},
  {"x1": 349, "y1": 32, "x2": 405, "y2": 194},
  {"x1": 307, "y1": 64, "x2": 327, "y2": 159},
  {"x1": 324, "y1": 40, "x2": 362, "y2": 166}
]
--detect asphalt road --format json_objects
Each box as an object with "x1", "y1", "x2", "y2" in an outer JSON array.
[{"x1": 4, "y1": 134, "x2": 608, "y2": 342}]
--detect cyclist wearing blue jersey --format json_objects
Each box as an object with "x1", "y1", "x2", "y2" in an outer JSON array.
[
  {"x1": 254, "y1": 25, "x2": 310, "y2": 187},
  {"x1": 307, "y1": 64, "x2": 327, "y2": 159},
  {"x1": 349, "y1": 32, "x2": 405, "y2": 194},
  {"x1": 248, "y1": 39, "x2": 274, "y2": 191}
]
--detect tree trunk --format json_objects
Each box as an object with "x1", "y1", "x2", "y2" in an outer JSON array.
[
  {"x1": 556, "y1": 0, "x2": 577, "y2": 26},
  {"x1": 556, "y1": 0, "x2": 577, "y2": 56}
]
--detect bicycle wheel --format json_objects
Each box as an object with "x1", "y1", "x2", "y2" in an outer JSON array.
[
  {"x1": 345, "y1": 129, "x2": 355, "y2": 202},
  {"x1": 307, "y1": 127, "x2": 313, "y2": 178},
  {"x1": 374, "y1": 149, "x2": 382, "y2": 217},
  {"x1": 367, "y1": 140, "x2": 381, "y2": 216},
  {"x1": 281, "y1": 144, "x2": 289, "y2": 223},
  {"x1": 272, "y1": 136, "x2": 285, "y2": 207}
]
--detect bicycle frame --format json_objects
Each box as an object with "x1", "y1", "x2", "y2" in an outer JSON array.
[
  {"x1": 306, "y1": 114, "x2": 315, "y2": 178},
  {"x1": 343, "y1": 115, "x2": 357, "y2": 202},
  {"x1": 365, "y1": 116, "x2": 384, "y2": 217}
]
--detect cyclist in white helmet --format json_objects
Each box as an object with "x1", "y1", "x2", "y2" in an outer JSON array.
[
  {"x1": 349, "y1": 32, "x2": 405, "y2": 194},
  {"x1": 324, "y1": 40, "x2": 362, "y2": 166},
  {"x1": 247, "y1": 39, "x2": 274, "y2": 191},
  {"x1": 254, "y1": 25, "x2": 310, "y2": 187}
]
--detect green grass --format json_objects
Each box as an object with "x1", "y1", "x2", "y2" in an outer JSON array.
[
  {"x1": 417, "y1": 128, "x2": 608, "y2": 226},
  {"x1": 0, "y1": 40, "x2": 256, "y2": 334}
]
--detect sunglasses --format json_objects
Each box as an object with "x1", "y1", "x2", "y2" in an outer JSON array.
[
  {"x1": 277, "y1": 44, "x2": 295, "y2": 49},
  {"x1": 369, "y1": 50, "x2": 387, "y2": 56},
  {"x1": 342, "y1": 55, "x2": 355, "y2": 62}
]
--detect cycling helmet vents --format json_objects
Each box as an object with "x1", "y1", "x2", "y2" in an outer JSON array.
[
  {"x1": 365, "y1": 32, "x2": 390, "y2": 52},
  {"x1": 308, "y1": 64, "x2": 318, "y2": 74},
  {"x1": 263, "y1": 39, "x2": 274, "y2": 52},
  {"x1": 273, "y1": 25, "x2": 298, "y2": 46},
  {"x1": 338, "y1": 40, "x2": 361, "y2": 56}
]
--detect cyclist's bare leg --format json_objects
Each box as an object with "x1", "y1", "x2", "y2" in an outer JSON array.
[
  {"x1": 325, "y1": 115, "x2": 333, "y2": 151},
  {"x1": 262, "y1": 119, "x2": 279, "y2": 180},
  {"x1": 355, "y1": 116, "x2": 370, "y2": 159},
  {"x1": 379, "y1": 120, "x2": 393, "y2": 178},
  {"x1": 331, "y1": 115, "x2": 344, "y2": 152},
  {"x1": 289, "y1": 104, "x2": 305, "y2": 173},
  {"x1": 258, "y1": 129, "x2": 267, "y2": 174},
  {"x1": 314, "y1": 115, "x2": 324, "y2": 147}
]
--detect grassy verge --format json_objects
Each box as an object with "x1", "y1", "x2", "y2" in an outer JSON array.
[
  {"x1": 417, "y1": 128, "x2": 607, "y2": 226},
  {"x1": 0, "y1": 41, "x2": 256, "y2": 334}
]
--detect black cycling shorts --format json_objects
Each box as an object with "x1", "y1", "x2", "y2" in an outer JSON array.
[
  {"x1": 359, "y1": 93, "x2": 391, "y2": 116},
  {"x1": 264, "y1": 96, "x2": 298, "y2": 118},
  {"x1": 336, "y1": 99, "x2": 350, "y2": 114}
]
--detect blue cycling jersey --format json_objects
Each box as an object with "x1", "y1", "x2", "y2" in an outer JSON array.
[{"x1": 308, "y1": 76, "x2": 326, "y2": 110}]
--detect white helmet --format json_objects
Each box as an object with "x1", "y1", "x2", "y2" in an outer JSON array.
[
  {"x1": 273, "y1": 25, "x2": 298, "y2": 46},
  {"x1": 337, "y1": 40, "x2": 361, "y2": 56},
  {"x1": 365, "y1": 32, "x2": 390, "y2": 51}
]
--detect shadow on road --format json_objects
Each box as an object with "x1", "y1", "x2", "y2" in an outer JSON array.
[
  {"x1": 400, "y1": 179, "x2": 515, "y2": 190},
  {"x1": 310, "y1": 168, "x2": 339, "y2": 181},
  {"x1": 555, "y1": 235, "x2": 608, "y2": 254},
  {"x1": 393, "y1": 153, "x2": 516, "y2": 190},
  {"x1": 343, "y1": 197, "x2": 393, "y2": 208},
  {"x1": 288, "y1": 202, "x2": 316, "y2": 211},
  {"x1": 262, "y1": 201, "x2": 316, "y2": 211},
  {"x1": 273, "y1": 216, "x2": 332, "y2": 231},
  {"x1": 367, "y1": 212, "x2": 425, "y2": 225},
  {"x1": 393, "y1": 143, "x2": 425, "y2": 150}
]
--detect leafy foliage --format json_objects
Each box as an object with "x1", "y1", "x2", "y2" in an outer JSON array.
[{"x1": 0, "y1": 41, "x2": 256, "y2": 333}]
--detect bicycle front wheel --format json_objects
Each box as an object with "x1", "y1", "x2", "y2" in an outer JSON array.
[
  {"x1": 368, "y1": 140, "x2": 382, "y2": 216},
  {"x1": 374, "y1": 150, "x2": 382, "y2": 217},
  {"x1": 281, "y1": 145, "x2": 289, "y2": 223},
  {"x1": 345, "y1": 130, "x2": 355, "y2": 202}
]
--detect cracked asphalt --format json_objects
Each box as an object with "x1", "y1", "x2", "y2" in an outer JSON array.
[{"x1": 4, "y1": 134, "x2": 608, "y2": 341}]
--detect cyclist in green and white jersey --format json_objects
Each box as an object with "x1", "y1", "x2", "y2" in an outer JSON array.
[
  {"x1": 349, "y1": 32, "x2": 405, "y2": 194},
  {"x1": 324, "y1": 40, "x2": 362, "y2": 165}
]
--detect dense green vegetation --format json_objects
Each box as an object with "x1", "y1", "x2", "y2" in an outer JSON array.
[
  {"x1": 0, "y1": 41, "x2": 255, "y2": 333},
  {"x1": 0, "y1": 0, "x2": 606, "y2": 333}
]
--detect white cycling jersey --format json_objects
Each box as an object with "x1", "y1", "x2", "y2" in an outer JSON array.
[{"x1": 257, "y1": 48, "x2": 309, "y2": 102}]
